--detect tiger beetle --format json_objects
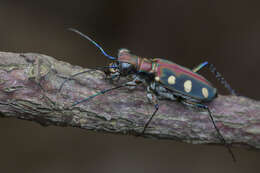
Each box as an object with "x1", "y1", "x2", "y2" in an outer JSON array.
[{"x1": 60, "y1": 28, "x2": 237, "y2": 162}]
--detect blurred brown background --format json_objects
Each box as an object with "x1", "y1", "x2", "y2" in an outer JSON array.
[{"x1": 0, "y1": 0, "x2": 259, "y2": 173}]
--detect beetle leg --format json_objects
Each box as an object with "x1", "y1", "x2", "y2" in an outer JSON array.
[
  {"x1": 146, "y1": 85, "x2": 158, "y2": 105},
  {"x1": 71, "y1": 80, "x2": 136, "y2": 107},
  {"x1": 71, "y1": 75, "x2": 142, "y2": 106},
  {"x1": 141, "y1": 103, "x2": 159, "y2": 134},
  {"x1": 72, "y1": 85, "x2": 125, "y2": 106},
  {"x1": 124, "y1": 75, "x2": 144, "y2": 90},
  {"x1": 141, "y1": 85, "x2": 159, "y2": 134},
  {"x1": 192, "y1": 62, "x2": 237, "y2": 95},
  {"x1": 181, "y1": 99, "x2": 236, "y2": 162},
  {"x1": 207, "y1": 64, "x2": 237, "y2": 95},
  {"x1": 157, "y1": 87, "x2": 177, "y2": 101},
  {"x1": 150, "y1": 82, "x2": 177, "y2": 101},
  {"x1": 59, "y1": 69, "x2": 99, "y2": 92},
  {"x1": 59, "y1": 66, "x2": 118, "y2": 92},
  {"x1": 125, "y1": 80, "x2": 138, "y2": 90},
  {"x1": 192, "y1": 61, "x2": 208, "y2": 73}
]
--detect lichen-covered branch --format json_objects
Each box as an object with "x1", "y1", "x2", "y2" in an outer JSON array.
[{"x1": 0, "y1": 51, "x2": 259, "y2": 149}]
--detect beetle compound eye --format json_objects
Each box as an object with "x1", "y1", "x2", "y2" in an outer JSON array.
[
  {"x1": 121, "y1": 62, "x2": 131, "y2": 69},
  {"x1": 120, "y1": 62, "x2": 134, "y2": 75}
]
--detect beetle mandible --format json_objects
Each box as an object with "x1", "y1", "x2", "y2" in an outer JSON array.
[{"x1": 59, "y1": 28, "x2": 237, "y2": 162}]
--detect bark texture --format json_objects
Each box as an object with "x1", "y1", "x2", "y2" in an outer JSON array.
[{"x1": 0, "y1": 51, "x2": 259, "y2": 149}]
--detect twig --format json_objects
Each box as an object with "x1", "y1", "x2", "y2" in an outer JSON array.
[{"x1": 0, "y1": 51, "x2": 259, "y2": 149}]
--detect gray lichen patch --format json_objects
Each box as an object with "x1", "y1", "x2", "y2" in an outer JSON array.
[
  {"x1": 3, "y1": 85, "x2": 24, "y2": 93},
  {"x1": 245, "y1": 126, "x2": 260, "y2": 135},
  {"x1": 26, "y1": 57, "x2": 52, "y2": 83},
  {"x1": 222, "y1": 121, "x2": 245, "y2": 129},
  {"x1": 0, "y1": 78, "x2": 6, "y2": 85},
  {"x1": 0, "y1": 64, "x2": 27, "y2": 72}
]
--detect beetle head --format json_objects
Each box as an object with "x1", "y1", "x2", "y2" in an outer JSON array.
[{"x1": 108, "y1": 49, "x2": 137, "y2": 76}]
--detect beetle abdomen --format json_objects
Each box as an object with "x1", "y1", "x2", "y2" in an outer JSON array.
[{"x1": 155, "y1": 59, "x2": 217, "y2": 101}]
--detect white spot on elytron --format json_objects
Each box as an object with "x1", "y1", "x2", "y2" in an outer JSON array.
[
  {"x1": 202, "y1": 87, "x2": 209, "y2": 98},
  {"x1": 184, "y1": 80, "x2": 192, "y2": 92},
  {"x1": 168, "y1": 75, "x2": 176, "y2": 85},
  {"x1": 155, "y1": 76, "x2": 160, "y2": 82}
]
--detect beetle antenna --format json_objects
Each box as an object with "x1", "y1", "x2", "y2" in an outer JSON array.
[
  {"x1": 207, "y1": 64, "x2": 237, "y2": 95},
  {"x1": 68, "y1": 28, "x2": 116, "y2": 60}
]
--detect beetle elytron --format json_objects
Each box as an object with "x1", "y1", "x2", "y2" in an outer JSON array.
[{"x1": 59, "y1": 28, "x2": 236, "y2": 162}]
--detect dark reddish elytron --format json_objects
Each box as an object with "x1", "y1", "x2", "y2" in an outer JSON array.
[{"x1": 59, "y1": 28, "x2": 236, "y2": 162}]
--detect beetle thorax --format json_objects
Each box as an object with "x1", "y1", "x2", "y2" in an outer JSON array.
[
  {"x1": 118, "y1": 49, "x2": 154, "y2": 73},
  {"x1": 118, "y1": 49, "x2": 138, "y2": 68}
]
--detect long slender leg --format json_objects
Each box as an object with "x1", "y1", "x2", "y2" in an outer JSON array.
[
  {"x1": 192, "y1": 61, "x2": 208, "y2": 72},
  {"x1": 142, "y1": 85, "x2": 159, "y2": 134},
  {"x1": 72, "y1": 78, "x2": 140, "y2": 106},
  {"x1": 59, "y1": 66, "x2": 118, "y2": 92},
  {"x1": 207, "y1": 64, "x2": 237, "y2": 95},
  {"x1": 141, "y1": 103, "x2": 159, "y2": 134},
  {"x1": 182, "y1": 100, "x2": 236, "y2": 162},
  {"x1": 72, "y1": 85, "x2": 125, "y2": 106},
  {"x1": 192, "y1": 62, "x2": 236, "y2": 95},
  {"x1": 59, "y1": 69, "x2": 99, "y2": 92}
]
